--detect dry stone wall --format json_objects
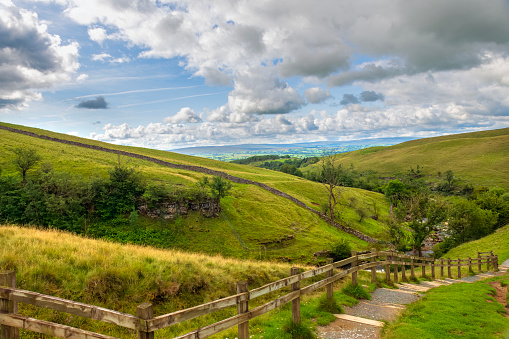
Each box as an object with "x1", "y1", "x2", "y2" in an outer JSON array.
[{"x1": 0, "y1": 124, "x2": 377, "y2": 243}]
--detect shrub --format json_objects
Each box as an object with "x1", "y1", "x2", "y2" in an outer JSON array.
[
  {"x1": 317, "y1": 294, "x2": 344, "y2": 314},
  {"x1": 341, "y1": 283, "x2": 371, "y2": 300},
  {"x1": 282, "y1": 318, "x2": 316, "y2": 339},
  {"x1": 330, "y1": 239, "x2": 352, "y2": 262}
]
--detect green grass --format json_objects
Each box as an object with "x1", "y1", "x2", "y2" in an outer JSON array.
[
  {"x1": 303, "y1": 127, "x2": 509, "y2": 190},
  {"x1": 382, "y1": 277, "x2": 509, "y2": 339},
  {"x1": 0, "y1": 225, "x2": 299, "y2": 337},
  {"x1": 0, "y1": 122, "x2": 390, "y2": 260},
  {"x1": 443, "y1": 223, "x2": 509, "y2": 264}
]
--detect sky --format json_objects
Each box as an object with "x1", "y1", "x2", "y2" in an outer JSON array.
[{"x1": 1, "y1": 0, "x2": 509, "y2": 150}]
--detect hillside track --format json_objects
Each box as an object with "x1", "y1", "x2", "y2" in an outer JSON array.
[{"x1": 0, "y1": 124, "x2": 377, "y2": 243}]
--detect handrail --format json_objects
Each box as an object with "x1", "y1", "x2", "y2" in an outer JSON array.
[{"x1": 0, "y1": 249, "x2": 499, "y2": 339}]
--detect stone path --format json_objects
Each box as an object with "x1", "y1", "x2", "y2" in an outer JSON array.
[{"x1": 317, "y1": 262, "x2": 509, "y2": 339}]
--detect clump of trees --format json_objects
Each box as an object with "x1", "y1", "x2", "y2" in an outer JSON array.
[{"x1": 0, "y1": 148, "x2": 233, "y2": 235}]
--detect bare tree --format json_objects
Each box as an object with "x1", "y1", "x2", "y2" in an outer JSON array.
[{"x1": 320, "y1": 150, "x2": 342, "y2": 221}]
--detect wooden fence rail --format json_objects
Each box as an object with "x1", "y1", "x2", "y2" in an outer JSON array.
[{"x1": 0, "y1": 250, "x2": 498, "y2": 339}]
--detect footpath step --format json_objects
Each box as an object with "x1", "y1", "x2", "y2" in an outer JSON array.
[{"x1": 333, "y1": 314, "x2": 385, "y2": 327}]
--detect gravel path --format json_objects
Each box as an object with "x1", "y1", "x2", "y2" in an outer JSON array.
[{"x1": 317, "y1": 263, "x2": 509, "y2": 339}]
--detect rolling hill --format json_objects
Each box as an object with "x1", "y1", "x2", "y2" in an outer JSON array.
[
  {"x1": 303, "y1": 128, "x2": 509, "y2": 190},
  {"x1": 0, "y1": 122, "x2": 391, "y2": 261}
]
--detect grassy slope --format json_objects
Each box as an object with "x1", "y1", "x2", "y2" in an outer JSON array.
[
  {"x1": 382, "y1": 277, "x2": 509, "y2": 339},
  {"x1": 443, "y1": 224, "x2": 509, "y2": 264},
  {"x1": 0, "y1": 225, "x2": 299, "y2": 337},
  {"x1": 0, "y1": 122, "x2": 392, "y2": 260},
  {"x1": 303, "y1": 128, "x2": 509, "y2": 190}
]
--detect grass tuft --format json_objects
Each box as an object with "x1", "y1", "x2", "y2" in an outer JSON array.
[
  {"x1": 317, "y1": 294, "x2": 344, "y2": 314},
  {"x1": 341, "y1": 283, "x2": 371, "y2": 300},
  {"x1": 282, "y1": 319, "x2": 316, "y2": 339}
]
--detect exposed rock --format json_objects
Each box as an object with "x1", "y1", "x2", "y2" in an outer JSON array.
[{"x1": 138, "y1": 199, "x2": 221, "y2": 219}]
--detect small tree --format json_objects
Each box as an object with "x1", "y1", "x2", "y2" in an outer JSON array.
[
  {"x1": 207, "y1": 176, "x2": 232, "y2": 203},
  {"x1": 320, "y1": 150, "x2": 343, "y2": 221},
  {"x1": 404, "y1": 194, "x2": 447, "y2": 256},
  {"x1": 11, "y1": 147, "x2": 42, "y2": 184}
]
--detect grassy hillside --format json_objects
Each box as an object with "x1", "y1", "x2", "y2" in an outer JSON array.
[
  {"x1": 303, "y1": 128, "x2": 509, "y2": 190},
  {"x1": 0, "y1": 122, "x2": 391, "y2": 260},
  {"x1": 0, "y1": 225, "x2": 299, "y2": 337},
  {"x1": 442, "y1": 223, "x2": 509, "y2": 264}
]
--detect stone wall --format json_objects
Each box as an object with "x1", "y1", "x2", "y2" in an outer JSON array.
[{"x1": 0, "y1": 124, "x2": 377, "y2": 243}]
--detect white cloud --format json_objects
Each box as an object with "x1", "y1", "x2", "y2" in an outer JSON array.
[
  {"x1": 76, "y1": 73, "x2": 88, "y2": 82},
  {"x1": 0, "y1": 2, "x2": 79, "y2": 110},
  {"x1": 88, "y1": 27, "x2": 107, "y2": 44},
  {"x1": 91, "y1": 53, "x2": 111, "y2": 62},
  {"x1": 164, "y1": 107, "x2": 202, "y2": 124}
]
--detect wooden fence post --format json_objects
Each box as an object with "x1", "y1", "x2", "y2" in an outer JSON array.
[
  {"x1": 401, "y1": 258, "x2": 406, "y2": 281},
  {"x1": 447, "y1": 258, "x2": 452, "y2": 278},
  {"x1": 137, "y1": 303, "x2": 154, "y2": 339},
  {"x1": 351, "y1": 251, "x2": 358, "y2": 286},
  {"x1": 237, "y1": 281, "x2": 249, "y2": 339},
  {"x1": 326, "y1": 258, "x2": 334, "y2": 302},
  {"x1": 370, "y1": 249, "x2": 377, "y2": 283},
  {"x1": 486, "y1": 255, "x2": 490, "y2": 271},
  {"x1": 457, "y1": 258, "x2": 461, "y2": 278},
  {"x1": 393, "y1": 255, "x2": 398, "y2": 283},
  {"x1": 440, "y1": 258, "x2": 444, "y2": 277},
  {"x1": 431, "y1": 260, "x2": 435, "y2": 280},
  {"x1": 410, "y1": 258, "x2": 415, "y2": 279},
  {"x1": 291, "y1": 267, "x2": 301, "y2": 325},
  {"x1": 494, "y1": 254, "x2": 499, "y2": 271},
  {"x1": 0, "y1": 271, "x2": 19, "y2": 339},
  {"x1": 477, "y1": 252, "x2": 482, "y2": 271},
  {"x1": 468, "y1": 257, "x2": 472, "y2": 273},
  {"x1": 421, "y1": 259, "x2": 425, "y2": 277},
  {"x1": 385, "y1": 253, "x2": 391, "y2": 282}
]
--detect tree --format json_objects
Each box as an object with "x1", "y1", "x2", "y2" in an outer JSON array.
[
  {"x1": 95, "y1": 165, "x2": 145, "y2": 219},
  {"x1": 384, "y1": 179, "x2": 409, "y2": 217},
  {"x1": 208, "y1": 176, "x2": 232, "y2": 203},
  {"x1": 320, "y1": 150, "x2": 343, "y2": 221},
  {"x1": 404, "y1": 194, "x2": 447, "y2": 256},
  {"x1": 10, "y1": 147, "x2": 42, "y2": 184}
]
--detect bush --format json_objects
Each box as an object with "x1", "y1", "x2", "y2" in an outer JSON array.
[
  {"x1": 341, "y1": 283, "x2": 371, "y2": 300},
  {"x1": 330, "y1": 239, "x2": 352, "y2": 262},
  {"x1": 317, "y1": 294, "x2": 344, "y2": 314},
  {"x1": 282, "y1": 318, "x2": 316, "y2": 339}
]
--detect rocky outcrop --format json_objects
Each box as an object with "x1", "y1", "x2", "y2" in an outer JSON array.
[
  {"x1": 138, "y1": 200, "x2": 220, "y2": 219},
  {"x1": 0, "y1": 124, "x2": 377, "y2": 243}
]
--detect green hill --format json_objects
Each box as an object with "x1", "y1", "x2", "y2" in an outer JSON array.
[
  {"x1": 303, "y1": 128, "x2": 509, "y2": 190},
  {"x1": 0, "y1": 122, "x2": 391, "y2": 261},
  {"x1": 442, "y1": 223, "x2": 509, "y2": 264}
]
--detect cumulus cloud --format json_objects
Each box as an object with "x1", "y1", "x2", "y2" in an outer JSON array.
[
  {"x1": 304, "y1": 87, "x2": 331, "y2": 104},
  {"x1": 164, "y1": 107, "x2": 202, "y2": 124},
  {"x1": 76, "y1": 96, "x2": 108, "y2": 109},
  {"x1": 228, "y1": 68, "x2": 304, "y2": 114},
  {"x1": 36, "y1": 0, "x2": 509, "y2": 120},
  {"x1": 0, "y1": 2, "x2": 79, "y2": 110},
  {"x1": 88, "y1": 27, "x2": 107, "y2": 44}
]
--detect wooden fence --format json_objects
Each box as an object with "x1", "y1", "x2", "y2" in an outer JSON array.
[{"x1": 0, "y1": 250, "x2": 498, "y2": 339}]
